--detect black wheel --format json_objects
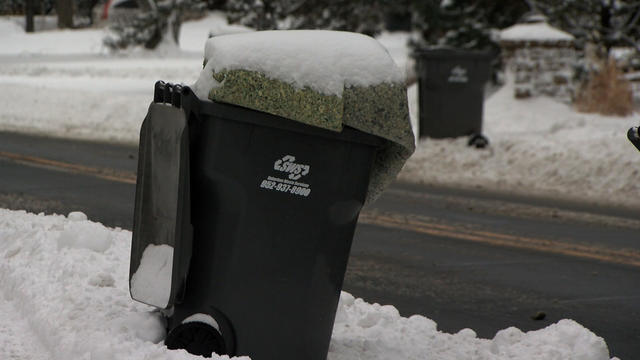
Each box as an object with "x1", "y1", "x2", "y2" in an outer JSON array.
[
  {"x1": 629, "y1": 127, "x2": 640, "y2": 151},
  {"x1": 165, "y1": 321, "x2": 226, "y2": 358},
  {"x1": 468, "y1": 133, "x2": 489, "y2": 149}
]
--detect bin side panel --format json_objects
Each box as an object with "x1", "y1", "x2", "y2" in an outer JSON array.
[{"x1": 130, "y1": 104, "x2": 192, "y2": 309}]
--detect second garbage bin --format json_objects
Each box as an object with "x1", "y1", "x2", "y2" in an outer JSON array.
[
  {"x1": 131, "y1": 83, "x2": 383, "y2": 360},
  {"x1": 415, "y1": 49, "x2": 491, "y2": 143}
]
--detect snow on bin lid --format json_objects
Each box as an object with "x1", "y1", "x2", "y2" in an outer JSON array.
[
  {"x1": 193, "y1": 30, "x2": 415, "y2": 203},
  {"x1": 193, "y1": 30, "x2": 404, "y2": 98},
  {"x1": 500, "y1": 22, "x2": 574, "y2": 43}
]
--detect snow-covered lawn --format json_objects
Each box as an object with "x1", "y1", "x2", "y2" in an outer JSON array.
[
  {"x1": 0, "y1": 209, "x2": 616, "y2": 360},
  {"x1": 401, "y1": 82, "x2": 640, "y2": 209}
]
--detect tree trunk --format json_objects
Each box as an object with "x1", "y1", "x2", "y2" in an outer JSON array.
[
  {"x1": 600, "y1": 0, "x2": 612, "y2": 52},
  {"x1": 55, "y1": 0, "x2": 74, "y2": 29},
  {"x1": 25, "y1": 0, "x2": 35, "y2": 32}
]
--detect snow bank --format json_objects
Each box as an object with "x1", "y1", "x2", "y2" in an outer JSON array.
[
  {"x1": 400, "y1": 80, "x2": 640, "y2": 209},
  {"x1": 0, "y1": 209, "x2": 616, "y2": 360},
  {"x1": 0, "y1": 12, "x2": 248, "y2": 56},
  {"x1": 0, "y1": 18, "x2": 106, "y2": 55},
  {"x1": 332, "y1": 293, "x2": 612, "y2": 360},
  {"x1": 0, "y1": 17, "x2": 24, "y2": 35},
  {"x1": 0, "y1": 58, "x2": 202, "y2": 144}
]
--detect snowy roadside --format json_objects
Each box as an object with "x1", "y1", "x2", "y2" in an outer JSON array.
[
  {"x1": 0, "y1": 12, "x2": 633, "y2": 360},
  {"x1": 0, "y1": 209, "x2": 617, "y2": 360},
  {"x1": 401, "y1": 82, "x2": 640, "y2": 210},
  {"x1": 0, "y1": 12, "x2": 639, "y2": 210}
]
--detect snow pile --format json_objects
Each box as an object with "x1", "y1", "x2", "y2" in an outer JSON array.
[
  {"x1": 194, "y1": 30, "x2": 404, "y2": 99},
  {"x1": 57, "y1": 211, "x2": 113, "y2": 252},
  {"x1": 500, "y1": 22, "x2": 574, "y2": 42},
  {"x1": 400, "y1": 80, "x2": 640, "y2": 209},
  {"x1": 0, "y1": 12, "x2": 246, "y2": 56},
  {"x1": 0, "y1": 18, "x2": 106, "y2": 55},
  {"x1": 0, "y1": 209, "x2": 224, "y2": 360},
  {"x1": 0, "y1": 17, "x2": 24, "y2": 35},
  {"x1": 0, "y1": 209, "x2": 616, "y2": 360},
  {"x1": 332, "y1": 293, "x2": 612, "y2": 360},
  {"x1": 0, "y1": 57, "x2": 202, "y2": 143}
]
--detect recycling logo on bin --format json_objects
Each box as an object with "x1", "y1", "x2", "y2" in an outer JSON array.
[
  {"x1": 448, "y1": 65, "x2": 469, "y2": 83},
  {"x1": 259, "y1": 155, "x2": 312, "y2": 197}
]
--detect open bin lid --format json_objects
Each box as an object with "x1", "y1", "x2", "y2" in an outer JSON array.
[{"x1": 130, "y1": 102, "x2": 193, "y2": 309}]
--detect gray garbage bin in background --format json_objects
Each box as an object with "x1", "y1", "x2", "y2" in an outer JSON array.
[{"x1": 415, "y1": 49, "x2": 491, "y2": 146}]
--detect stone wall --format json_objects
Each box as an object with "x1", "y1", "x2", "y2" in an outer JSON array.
[{"x1": 501, "y1": 41, "x2": 576, "y2": 103}]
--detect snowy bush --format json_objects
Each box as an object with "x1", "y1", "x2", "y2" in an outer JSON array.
[
  {"x1": 410, "y1": 0, "x2": 528, "y2": 51},
  {"x1": 103, "y1": 0, "x2": 205, "y2": 50},
  {"x1": 575, "y1": 60, "x2": 634, "y2": 116},
  {"x1": 224, "y1": 0, "x2": 392, "y2": 36}
]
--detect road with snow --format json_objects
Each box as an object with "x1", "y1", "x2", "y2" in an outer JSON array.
[{"x1": 0, "y1": 132, "x2": 638, "y2": 359}]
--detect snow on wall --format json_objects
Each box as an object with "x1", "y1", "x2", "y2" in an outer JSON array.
[
  {"x1": 500, "y1": 22, "x2": 574, "y2": 43},
  {"x1": 0, "y1": 209, "x2": 618, "y2": 360},
  {"x1": 500, "y1": 22, "x2": 576, "y2": 103}
]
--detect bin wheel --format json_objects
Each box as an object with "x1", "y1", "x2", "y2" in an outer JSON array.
[
  {"x1": 468, "y1": 134, "x2": 489, "y2": 149},
  {"x1": 165, "y1": 321, "x2": 226, "y2": 358}
]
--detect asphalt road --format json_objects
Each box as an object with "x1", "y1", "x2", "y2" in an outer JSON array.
[{"x1": 0, "y1": 131, "x2": 639, "y2": 359}]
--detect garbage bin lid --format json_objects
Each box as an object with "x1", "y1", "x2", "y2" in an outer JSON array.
[{"x1": 413, "y1": 48, "x2": 492, "y2": 60}]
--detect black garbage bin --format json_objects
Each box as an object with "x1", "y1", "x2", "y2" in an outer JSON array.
[
  {"x1": 415, "y1": 49, "x2": 491, "y2": 145},
  {"x1": 130, "y1": 82, "x2": 383, "y2": 360}
]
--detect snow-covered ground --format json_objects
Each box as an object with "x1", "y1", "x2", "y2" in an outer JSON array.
[
  {"x1": 0, "y1": 12, "x2": 636, "y2": 359},
  {"x1": 401, "y1": 81, "x2": 640, "y2": 210},
  {"x1": 0, "y1": 209, "x2": 616, "y2": 360},
  {"x1": 1, "y1": 12, "x2": 638, "y2": 209}
]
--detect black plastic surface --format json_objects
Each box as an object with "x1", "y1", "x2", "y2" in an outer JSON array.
[
  {"x1": 415, "y1": 49, "x2": 491, "y2": 139},
  {"x1": 165, "y1": 322, "x2": 226, "y2": 357},
  {"x1": 133, "y1": 82, "x2": 383, "y2": 360},
  {"x1": 130, "y1": 103, "x2": 192, "y2": 309},
  {"x1": 629, "y1": 127, "x2": 640, "y2": 151}
]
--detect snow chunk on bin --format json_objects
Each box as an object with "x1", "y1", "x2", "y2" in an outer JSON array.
[{"x1": 130, "y1": 244, "x2": 174, "y2": 308}]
